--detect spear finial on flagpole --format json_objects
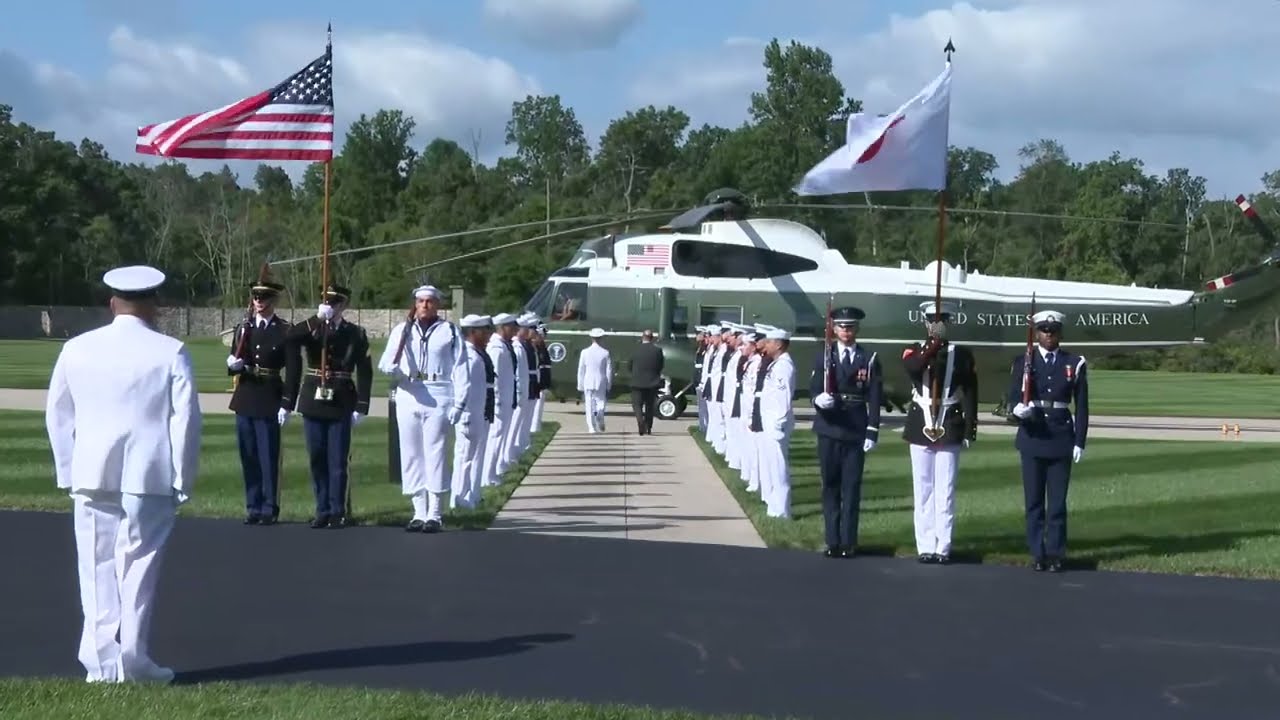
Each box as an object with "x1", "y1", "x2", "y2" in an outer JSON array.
[
  {"x1": 327, "y1": 21, "x2": 332, "y2": 50},
  {"x1": 944, "y1": 38, "x2": 956, "y2": 64}
]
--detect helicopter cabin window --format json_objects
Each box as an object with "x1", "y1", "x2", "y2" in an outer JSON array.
[
  {"x1": 671, "y1": 240, "x2": 818, "y2": 278},
  {"x1": 672, "y1": 305, "x2": 688, "y2": 335},
  {"x1": 551, "y1": 282, "x2": 588, "y2": 321},
  {"x1": 700, "y1": 305, "x2": 742, "y2": 326},
  {"x1": 524, "y1": 281, "x2": 555, "y2": 318}
]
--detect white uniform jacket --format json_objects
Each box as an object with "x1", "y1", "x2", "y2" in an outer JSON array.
[
  {"x1": 760, "y1": 352, "x2": 797, "y2": 436},
  {"x1": 455, "y1": 343, "x2": 491, "y2": 424},
  {"x1": 487, "y1": 336, "x2": 518, "y2": 415},
  {"x1": 577, "y1": 344, "x2": 612, "y2": 393}
]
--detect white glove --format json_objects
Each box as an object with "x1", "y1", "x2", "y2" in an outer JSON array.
[
  {"x1": 277, "y1": 408, "x2": 290, "y2": 426},
  {"x1": 964, "y1": 438, "x2": 972, "y2": 449},
  {"x1": 173, "y1": 490, "x2": 190, "y2": 506},
  {"x1": 863, "y1": 439, "x2": 876, "y2": 452},
  {"x1": 447, "y1": 406, "x2": 463, "y2": 425},
  {"x1": 317, "y1": 303, "x2": 334, "y2": 321},
  {"x1": 1012, "y1": 402, "x2": 1033, "y2": 419},
  {"x1": 351, "y1": 411, "x2": 364, "y2": 426},
  {"x1": 814, "y1": 392, "x2": 835, "y2": 409},
  {"x1": 1073, "y1": 446, "x2": 1083, "y2": 463},
  {"x1": 226, "y1": 354, "x2": 244, "y2": 371}
]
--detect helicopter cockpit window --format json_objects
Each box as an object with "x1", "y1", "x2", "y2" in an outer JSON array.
[
  {"x1": 524, "y1": 281, "x2": 555, "y2": 318},
  {"x1": 551, "y1": 282, "x2": 588, "y2": 321},
  {"x1": 671, "y1": 240, "x2": 818, "y2": 278}
]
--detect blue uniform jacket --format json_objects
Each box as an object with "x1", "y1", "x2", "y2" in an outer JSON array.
[
  {"x1": 809, "y1": 343, "x2": 882, "y2": 444},
  {"x1": 1006, "y1": 348, "x2": 1089, "y2": 458}
]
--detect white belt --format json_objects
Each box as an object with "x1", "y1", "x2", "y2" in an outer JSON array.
[
  {"x1": 1030, "y1": 400, "x2": 1068, "y2": 409},
  {"x1": 911, "y1": 389, "x2": 963, "y2": 409}
]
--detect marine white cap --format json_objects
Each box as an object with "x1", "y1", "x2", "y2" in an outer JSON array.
[
  {"x1": 919, "y1": 300, "x2": 959, "y2": 318},
  {"x1": 492, "y1": 313, "x2": 518, "y2": 325},
  {"x1": 1032, "y1": 310, "x2": 1066, "y2": 325},
  {"x1": 413, "y1": 285, "x2": 440, "y2": 300},
  {"x1": 764, "y1": 327, "x2": 791, "y2": 340},
  {"x1": 460, "y1": 314, "x2": 492, "y2": 328},
  {"x1": 104, "y1": 265, "x2": 165, "y2": 296},
  {"x1": 589, "y1": 327, "x2": 606, "y2": 338}
]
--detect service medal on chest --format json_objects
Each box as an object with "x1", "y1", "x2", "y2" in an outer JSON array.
[
  {"x1": 857, "y1": 368, "x2": 868, "y2": 381},
  {"x1": 1065, "y1": 364, "x2": 1073, "y2": 381}
]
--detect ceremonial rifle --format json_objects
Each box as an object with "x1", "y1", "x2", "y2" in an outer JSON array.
[
  {"x1": 231, "y1": 261, "x2": 274, "y2": 391},
  {"x1": 823, "y1": 293, "x2": 835, "y2": 395},
  {"x1": 1021, "y1": 292, "x2": 1037, "y2": 405},
  {"x1": 922, "y1": 189, "x2": 948, "y2": 443}
]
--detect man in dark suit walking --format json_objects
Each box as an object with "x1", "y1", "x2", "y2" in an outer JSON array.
[{"x1": 628, "y1": 329, "x2": 665, "y2": 435}]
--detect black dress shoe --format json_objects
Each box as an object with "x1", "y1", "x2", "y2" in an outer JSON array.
[
  {"x1": 936, "y1": 553, "x2": 951, "y2": 565},
  {"x1": 839, "y1": 546, "x2": 855, "y2": 558},
  {"x1": 1032, "y1": 559, "x2": 1047, "y2": 571},
  {"x1": 823, "y1": 546, "x2": 839, "y2": 558},
  {"x1": 243, "y1": 514, "x2": 260, "y2": 525},
  {"x1": 328, "y1": 516, "x2": 348, "y2": 529},
  {"x1": 259, "y1": 516, "x2": 277, "y2": 526},
  {"x1": 918, "y1": 553, "x2": 937, "y2": 564},
  {"x1": 1048, "y1": 558, "x2": 1064, "y2": 573},
  {"x1": 423, "y1": 519, "x2": 443, "y2": 533},
  {"x1": 310, "y1": 515, "x2": 329, "y2": 529},
  {"x1": 406, "y1": 519, "x2": 426, "y2": 532}
]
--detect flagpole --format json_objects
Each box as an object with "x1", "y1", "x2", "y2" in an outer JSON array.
[
  {"x1": 927, "y1": 39, "x2": 956, "y2": 440},
  {"x1": 318, "y1": 23, "x2": 333, "y2": 399}
]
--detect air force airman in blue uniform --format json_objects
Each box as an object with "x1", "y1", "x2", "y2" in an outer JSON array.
[
  {"x1": 1006, "y1": 309, "x2": 1089, "y2": 572},
  {"x1": 809, "y1": 306, "x2": 882, "y2": 558}
]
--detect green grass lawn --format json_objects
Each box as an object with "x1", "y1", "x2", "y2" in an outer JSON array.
[
  {"x1": 0, "y1": 678, "x2": 771, "y2": 720},
  {"x1": 0, "y1": 409, "x2": 557, "y2": 529},
  {"x1": 3, "y1": 338, "x2": 1279, "y2": 418},
  {"x1": 693, "y1": 427, "x2": 1280, "y2": 579}
]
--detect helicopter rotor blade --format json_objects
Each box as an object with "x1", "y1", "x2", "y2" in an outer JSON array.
[{"x1": 760, "y1": 201, "x2": 1185, "y2": 229}]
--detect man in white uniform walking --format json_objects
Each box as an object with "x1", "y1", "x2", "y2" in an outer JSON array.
[
  {"x1": 577, "y1": 328, "x2": 612, "y2": 433},
  {"x1": 45, "y1": 265, "x2": 202, "y2": 684},
  {"x1": 377, "y1": 284, "x2": 468, "y2": 533}
]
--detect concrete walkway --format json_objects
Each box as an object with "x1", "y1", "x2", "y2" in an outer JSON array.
[{"x1": 489, "y1": 410, "x2": 766, "y2": 548}]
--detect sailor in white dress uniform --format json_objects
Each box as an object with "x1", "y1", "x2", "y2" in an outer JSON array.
[
  {"x1": 449, "y1": 314, "x2": 495, "y2": 510},
  {"x1": 576, "y1": 328, "x2": 612, "y2": 432},
  {"x1": 45, "y1": 265, "x2": 202, "y2": 684},
  {"x1": 756, "y1": 327, "x2": 796, "y2": 518},
  {"x1": 377, "y1": 284, "x2": 468, "y2": 533},
  {"x1": 483, "y1": 313, "x2": 519, "y2": 485}
]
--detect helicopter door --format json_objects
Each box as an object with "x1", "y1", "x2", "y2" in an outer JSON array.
[{"x1": 635, "y1": 288, "x2": 659, "y2": 332}]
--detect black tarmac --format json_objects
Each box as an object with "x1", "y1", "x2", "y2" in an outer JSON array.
[{"x1": 4, "y1": 509, "x2": 1280, "y2": 719}]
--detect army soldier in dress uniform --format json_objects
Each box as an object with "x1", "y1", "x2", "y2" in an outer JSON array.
[
  {"x1": 286, "y1": 283, "x2": 373, "y2": 529},
  {"x1": 225, "y1": 269, "x2": 299, "y2": 525},
  {"x1": 1006, "y1": 309, "x2": 1089, "y2": 573},
  {"x1": 531, "y1": 323, "x2": 552, "y2": 434},
  {"x1": 901, "y1": 300, "x2": 978, "y2": 564},
  {"x1": 810, "y1": 306, "x2": 882, "y2": 558}
]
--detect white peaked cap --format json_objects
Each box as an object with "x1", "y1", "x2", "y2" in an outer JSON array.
[
  {"x1": 492, "y1": 313, "x2": 518, "y2": 325},
  {"x1": 1032, "y1": 310, "x2": 1066, "y2": 325},
  {"x1": 765, "y1": 328, "x2": 791, "y2": 340},
  {"x1": 589, "y1": 327, "x2": 605, "y2": 338},
  {"x1": 104, "y1": 265, "x2": 165, "y2": 294},
  {"x1": 413, "y1": 285, "x2": 440, "y2": 300},
  {"x1": 754, "y1": 323, "x2": 775, "y2": 333},
  {"x1": 919, "y1": 299, "x2": 959, "y2": 317},
  {"x1": 460, "y1": 314, "x2": 492, "y2": 328},
  {"x1": 517, "y1": 314, "x2": 539, "y2": 327}
]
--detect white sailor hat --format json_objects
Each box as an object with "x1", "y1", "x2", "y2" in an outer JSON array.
[
  {"x1": 460, "y1": 314, "x2": 492, "y2": 328},
  {"x1": 764, "y1": 327, "x2": 791, "y2": 340},
  {"x1": 413, "y1": 285, "x2": 441, "y2": 300},
  {"x1": 103, "y1": 265, "x2": 165, "y2": 298},
  {"x1": 1032, "y1": 310, "x2": 1066, "y2": 328},
  {"x1": 589, "y1": 327, "x2": 606, "y2": 338},
  {"x1": 492, "y1": 313, "x2": 518, "y2": 325},
  {"x1": 517, "y1": 314, "x2": 539, "y2": 328},
  {"x1": 919, "y1": 300, "x2": 959, "y2": 319}
]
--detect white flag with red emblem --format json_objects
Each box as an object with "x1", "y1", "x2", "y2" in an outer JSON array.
[{"x1": 794, "y1": 62, "x2": 952, "y2": 195}]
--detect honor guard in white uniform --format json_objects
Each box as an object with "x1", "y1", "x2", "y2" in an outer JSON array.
[
  {"x1": 449, "y1": 314, "x2": 495, "y2": 510},
  {"x1": 45, "y1": 265, "x2": 202, "y2": 684},
  {"x1": 735, "y1": 329, "x2": 765, "y2": 493},
  {"x1": 576, "y1": 327, "x2": 612, "y2": 432},
  {"x1": 377, "y1": 284, "x2": 468, "y2": 533},
  {"x1": 514, "y1": 313, "x2": 542, "y2": 452},
  {"x1": 756, "y1": 327, "x2": 796, "y2": 518},
  {"x1": 500, "y1": 315, "x2": 532, "y2": 467},
  {"x1": 901, "y1": 300, "x2": 978, "y2": 563},
  {"x1": 697, "y1": 328, "x2": 721, "y2": 441},
  {"x1": 704, "y1": 324, "x2": 735, "y2": 454},
  {"x1": 722, "y1": 325, "x2": 746, "y2": 470},
  {"x1": 483, "y1": 313, "x2": 520, "y2": 485}
]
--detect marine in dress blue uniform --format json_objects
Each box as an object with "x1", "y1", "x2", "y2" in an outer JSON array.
[
  {"x1": 285, "y1": 283, "x2": 374, "y2": 529},
  {"x1": 1006, "y1": 310, "x2": 1089, "y2": 572},
  {"x1": 810, "y1": 306, "x2": 882, "y2": 558},
  {"x1": 225, "y1": 273, "x2": 300, "y2": 525}
]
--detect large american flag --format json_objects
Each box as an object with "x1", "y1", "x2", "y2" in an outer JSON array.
[
  {"x1": 135, "y1": 45, "x2": 334, "y2": 162},
  {"x1": 627, "y1": 243, "x2": 670, "y2": 267}
]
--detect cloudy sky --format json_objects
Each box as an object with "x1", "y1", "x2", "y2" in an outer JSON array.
[{"x1": 2, "y1": 0, "x2": 1277, "y2": 200}]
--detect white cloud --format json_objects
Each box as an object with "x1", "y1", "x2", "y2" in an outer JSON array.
[
  {"x1": 627, "y1": 0, "x2": 1280, "y2": 198},
  {"x1": 483, "y1": 0, "x2": 643, "y2": 51},
  {"x1": 3, "y1": 23, "x2": 541, "y2": 181}
]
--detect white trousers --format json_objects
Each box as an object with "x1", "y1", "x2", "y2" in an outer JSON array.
[
  {"x1": 482, "y1": 406, "x2": 513, "y2": 486},
  {"x1": 725, "y1": 408, "x2": 743, "y2": 469},
  {"x1": 532, "y1": 393, "x2": 545, "y2": 433},
  {"x1": 516, "y1": 386, "x2": 535, "y2": 449},
  {"x1": 582, "y1": 390, "x2": 606, "y2": 432},
  {"x1": 450, "y1": 414, "x2": 490, "y2": 509},
  {"x1": 696, "y1": 393, "x2": 708, "y2": 433},
  {"x1": 502, "y1": 400, "x2": 528, "y2": 467},
  {"x1": 72, "y1": 490, "x2": 176, "y2": 683},
  {"x1": 909, "y1": 443, "x2": 961, "y2": 555},
  {"x1": 757, "y1": 430, "x2": 791, "y2": 518},
  {"x1": 741, "y1": 419, "x2": 759, "y2": 491},
  {"x1": 395, "y1": 388, "x2": 450, "y2": 497},
  {"x1": 704, "y1": 399, "x2": 724, "y2": 452}
]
